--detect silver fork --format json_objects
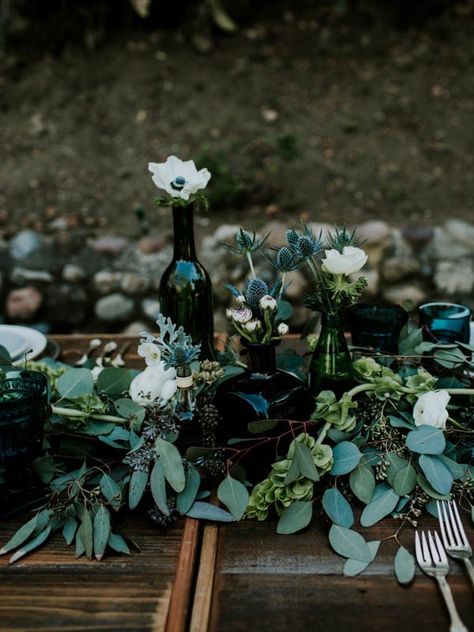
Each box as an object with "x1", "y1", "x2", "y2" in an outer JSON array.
[
  {"x1": 437, "y1": 500, "x2": 474, "y2": 589},
  {"x1": 415, "y1": 530, "x2": 468, "y2": 632}
]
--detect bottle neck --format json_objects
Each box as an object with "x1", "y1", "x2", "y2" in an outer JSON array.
[
  {"x1": 322, "y1": 312, "x2": 344, "y2": 329},
  {"x1": 172, "y1": 205, "x2": 196, "y2": 260},
  {"x1": 245, "y1": 343, "x2": 277, "y2": 374}
]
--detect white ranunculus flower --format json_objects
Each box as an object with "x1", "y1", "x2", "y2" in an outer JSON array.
[
  {"x1": 232, "y1": 307, "x2": 253, "y2": 323},
  {"x1": 277, "y1": 323, "x2": 289, "y2": 335},
  {"x1": 321, "y1": 246, "x2": 368, "y2": 276},
  {"x1": 260, "y1": 295, "x2": 277, "y2": 311},
  {"x1": 129, "y1": 362, "x2": 177, "y2": 406},
  {"x1": 148, "y1": 155, "x2": 211, "y2": 201},
  {"x1": 413, "y1": 390, "x2": 450, "y2": 429},
  {"x1": 244, "y1": 319, "x2": 262, "y2": 332},
  {"x1": 137, "y1": 342, "x2": 161, "y2": 367}
]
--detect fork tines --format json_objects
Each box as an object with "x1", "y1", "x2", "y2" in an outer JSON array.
[{"x1": 437, "y1": 500, "x2": 472, "y2": 553}]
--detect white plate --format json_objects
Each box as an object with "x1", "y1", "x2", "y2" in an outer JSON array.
[
  {"x1": 470, "y1": 322, "x2": 474, "y2": 345},
  {"x1": 0, "y1": 326, "x2": 48, "y2": 364},
  {"x1": 0, "y1": 329, "x2": 28, "y2": 359}
]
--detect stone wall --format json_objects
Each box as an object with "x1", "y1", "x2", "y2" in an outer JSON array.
[{"x1": 0, "y1": 219, "x2": 473, "y2": 334}]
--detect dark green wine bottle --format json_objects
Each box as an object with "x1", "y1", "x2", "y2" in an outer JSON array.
[{"x1": 159, "y1": 204, "x2": 215, "y2": 359}]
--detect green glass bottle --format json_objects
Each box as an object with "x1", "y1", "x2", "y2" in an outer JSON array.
[
  {"x1": 159, "y1": 204, "x2": 215, "y2": 359},
  {"x1": 308, "y1": 312, "x2": 354, "y2": 398}
]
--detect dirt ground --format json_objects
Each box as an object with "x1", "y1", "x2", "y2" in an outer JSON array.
[{"x1": 1, "y1": 2, "x2": 473, "y2": 240}]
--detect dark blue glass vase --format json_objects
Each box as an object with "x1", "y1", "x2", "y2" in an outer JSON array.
[
  {"x1": 419, "y1": 302, "x2": 471, "y2": 344},
  {"x1": 348, "y1": 303, "x2": 408, "y2": 353}
]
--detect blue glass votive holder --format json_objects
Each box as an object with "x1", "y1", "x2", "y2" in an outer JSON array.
[
  {"x1": 419, "y1": 302, "x2": 471, "y2": 344},
  {"x1": 348, "y1": 304, "x2": 408, "y2": 353}
]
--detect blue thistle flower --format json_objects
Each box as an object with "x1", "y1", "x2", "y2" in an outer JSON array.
[
  {"x1": 222, "y1": 228, "x2": 270, "y2": 255},
  {"x1": 326, "y1": 226, "x2": 363, "y2": 252},
  {"x1": 286, "y1": 229, "x2": 300, "y2": 252},
  {"x1": 245, "y1": 278, "x2": 269, "y2": 311}
]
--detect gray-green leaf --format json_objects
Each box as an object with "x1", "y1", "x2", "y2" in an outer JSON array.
[
  {"x1": 294, "y1": 442, "x2": 320, "y2": 481},
  {"x1": 343, "y1": 540, "x2": 380, "y2": 577},
  {"x1": 9, "y1": 526, "x2": 52, "y2": 564},
  {"x1": 419, "y1": 455, "x2": 453, "y2": 495},
  {"x1": 100, "y1": 473, "x2": 122, "y2": 511},
  {"x1": 330, "y1": 441, "x2": 362, "y2": 476},
  {"x1": 62, "y1": 517, "x2": 78, "y2": 546},
  {"x1": 107, "y1": 532, "x2": 130, "y2": 555},
  {"x1": 177, "y1": 465, "x2": 201, "y2": 514},
  {"x1": 79, "y1": 508, "x2": 93, "y2": 559},
  {"x1": 349, "y1": 465, "x2": 375, "y2": 504},
  {"x1": 277, "y1": 501, "x2": 313, "y2": 535},
  {"x1": 217, "y1": 475, "x2": 249, "y2": 521},
  {"x1": 406, "y1": 425, "x2": 446, "y2": 455},
  {"x1": 155, "y1": 437, "x2": 186, "y2": 493},
  {"x1": 57, "y1": 368, "x2": 94, "y2": 399},
  {"x1": 329, "y1": 525, "x2": 372, "y2": 563},
  {"x1": 0, "y1": 509, "x2": 50, "y2": 555},
  {"x1": 394, "y1": 546, "x2": 415, "y2": 585},
  {"x1": 93, "y1": 505, "x2": 111, "y2": 561},
  {"x1": 393, "y1": 463, "x2": 417, "y2": 496},
  {"x1": 360, "y1": 484, "x2": 399, "y2": 527},
  {"x1": 128, "y1": 469, "x2": 149, "y2": 510},
  {"x1": 150, "y1": 459, "x2": 169, "y2": 516},
  {"x1": 186, "y1": 502, "x2": 235, "y2": 522},
  {"x1": 322, "y1": 488, "x2": 354, "y2": 528}
]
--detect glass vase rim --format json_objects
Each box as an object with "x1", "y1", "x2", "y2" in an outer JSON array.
[
  {"x1": 348, "y1": 302, "x2": 408, "y2": 315},
  {"x1": 419, "y1": 302, "x2": 471, "y2": 319},
  {"x1": 240, "y1": 338, "x2": 281, "y2": 350}
]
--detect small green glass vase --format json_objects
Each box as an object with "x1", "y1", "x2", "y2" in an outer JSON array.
[
  {"x1": 159, "y1": 204, "x2": 215, "y2": 359},
  {"x1": 308, "y1": 312, "x2": 354, "y2": 397}
]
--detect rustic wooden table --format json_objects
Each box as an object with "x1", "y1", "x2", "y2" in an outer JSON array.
[{"x1": 0, "y1": 335, "x2": 473, "y2": 632}]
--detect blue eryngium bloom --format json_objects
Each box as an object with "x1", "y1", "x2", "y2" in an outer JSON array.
[
  {"x1": 245, "y1": 278, "x2": 269, "y2": 312},
  {"x1": 265, "y1": 246, "x2": 300, "y2": 272},
  {"x1": 326, "y1": 226, "x2": 363, "y2": 253},
  {"x1": 222, "y1": 228, "x2": 270, "y2": 255},
  {"x1": 286, "y1": 223, "x2": 323, "y2": 260}
]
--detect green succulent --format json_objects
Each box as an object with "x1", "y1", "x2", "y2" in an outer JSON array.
[
  {"x1": 311, "y1": 390, "x2": 357, "y2": 432},
  {"x1": 353, "y1": 357, "x2": 383, "y2": 380}
]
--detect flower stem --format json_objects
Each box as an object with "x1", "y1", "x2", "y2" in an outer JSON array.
[
  {"x1": 447, "y1": 416, "x2": 473, "y2": 432},
  {"x1": 246, "y1": 252, "x2": 256, "y2": 279},
  {"x1": 315, "y1": 421, "x2": 332, "y2": 446},
  {"x1": 52, "y1": 406, "x2": 128, "y2": 424},
  {"x1": 346, "y1": 383, "x2": 376, "y2": 398}
]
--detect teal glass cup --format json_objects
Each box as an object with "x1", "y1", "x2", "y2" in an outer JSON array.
[{"x1": 419, "y1": 302, "x2": 471, "y2": 344}]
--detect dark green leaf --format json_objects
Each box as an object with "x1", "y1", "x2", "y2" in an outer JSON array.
[
  {"x1": 343, "y1": 540, "x2": 380, "y2": 577},
  {"x1": 186, "y1": 446, "x2": 218, "y2": 461},
  {"x1": 284, "y1": 457, "x2": 300, "y2": 485},
  {"x1": 322, "y1": 488, "x2": 354, "y2": 528},
  {"x1": 79, "y1": 508, "x2": 93, "y2": 559},
  {"x1": 9, "y1": 526, "x2": 52, "y2": 564},
  {"x1": 0, "y1": 344, "x2": 12, "y2": 365},
  {"x1": 177, "y1": 466, "x2": 201, "y2": 514},
  {"x1": 97, "y1": 368, "x2": 133, "y2": 396},
  {"x1": 360, "y1": 484, "x2": 399, "y2": 527},
  {"x1": 349, "y1": 465, "x2": 375, "y2": 504},
  {"x1": 419, "y1": 455, "x2": 453, "y2": 495},
  {"x1": 388, "y1": 415, "x2": 414, "y2": 429},
  {"x1": 155, "y1": 437, "x2": 186, "y2": 493},
  {"x1": 93, "y1": 505, "x2": 111, "y2": 561},
  {"x1": 150, "y1": 459, "x2": 169, "y2": 516},
  {"x1": 185, "y1": 502, "x2": 235, "y2": 522},
  {"x1": 330, "y1": 441, "x2": 362, "y2": 476},
  {"x1": 247, "y1": 419, "x2": 279, "y2": 434},
  {"x1": 394, "y1": 546, "x2": 415, "y2": 585},
  {"x1": 294, "y1": 442, "x2": 320, "y2": 481},
  {"x1": 398, "y1": 326, "x2": 423, "y2": 355},
  {"x1": 329, "y1": 525, "x2": 371, "y2": 562},
  {"x1": 128, "y1": 469, "x2": 149, "y2": 510},
  {"x1": 406, "y1": 425, "x2": 446, "y2": 455},
  {"x1": 217, "y1": 475, "x2": 249, "y2": 521},
  {"x1": 277, "y1": 501, "x2": 313, "y2": 535}
]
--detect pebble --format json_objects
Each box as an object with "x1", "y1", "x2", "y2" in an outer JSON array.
[
  {"x1": 62, "y1": 264, "x2": 87, "y2": 282},
  {"x1": 138, "y1": 236, "x2": 166, "y2": 254},
  {"x1": 381, "y1": 257, "x2": 420, "y2": 283},
  {"x1": 91, "y1": 236, "x2": 129, "y2": 256},
  {"x1": 123, "y1": 321, "x2": 148, "y2": 335},
  {"x1": 434, "y1": 259, "x2": 474, "y2": 295},
  {"x1": 357, "y1": 221, "x2": 390, "y2": 246},
  {"x1": 93, "y1": 270, "x2": 123, "y2": 294},
  {"x1": 142, "y1": 298, "x2": 161, "y2": 321},
  {"x1": 120, "y1": 272, "x2": 150, "y2": 295},
  {"x1": 9, "y1": 230, "x2": 42, "y2": 260},
  {"x1": 382, "y1": 283, "x2": 427, "y2": 307},
  {"x1": 444, "y1": 219, "x2": 474, "y2": 248},
  {"x1": 46, "y1": 284, "x2": 88, "y2": 325},
  {"x1": 95, "y1": 293, "x2": 135, "y2": 322},
  {"x1": 6, "y1": 286, "x2": 43, "y2": 320},
  {"x1": 11, "y1": 267, "x2": 54, "y2": 284}
]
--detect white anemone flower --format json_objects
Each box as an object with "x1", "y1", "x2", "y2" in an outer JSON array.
[
  {"x1": 137, "y1": 342, "x2": 161, "y2": 367},
  {"x1": 321, "y1": 246, "x2": 368, "y2": 276},
  {"x1": 148, "y1": 155, "x2": 211, "y2": 201},
  {"x1": 413, "y1": 390, "x2": 450, "y2": 430},
  {"x1": 277, "y1": 323, "x2": 289, "y2": 335},
  {"x1": 129, "y1": 362, "x2": 177, "y2": 406}
]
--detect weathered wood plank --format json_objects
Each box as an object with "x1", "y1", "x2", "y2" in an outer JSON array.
[{"x1": 189, "y1": 524, "x2": 219, "y2": 632}]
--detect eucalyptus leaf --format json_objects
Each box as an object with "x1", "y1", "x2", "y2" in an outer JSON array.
[
  {"x1": 108, "y1": 532, "x2": 130, "y2": 555},
  {"x1": 330, "y1": 441, "x2": 362, "y2": 476},
  {"x1": 438, "y1": 455, "x2": 469, "y2": 480},
  {"x1": 155, "y1": 437, "x2": 186, "y2": 493},
  {"x1": 394, "y1": 546, "x2": 415, "y2": 585},
  {"x1": 97, "y1": 368, "x2": 133, "y2": 396},
  {"x1": 349, "y1": 465, "x2": 375, "y2": 504},
  {"x1": 57, "y1": 368, "x2": 94, "y2": 399},
  {"x1": 217, "y1": 475, "x2": 249, "y2": 521},
  {"x1": 114, "y1": 398, "x2": 146, "y2": 426},
  {"x1": 0, "y1": 344, "x2": 12, "y2": 365},
  {"x1": 433, "y1": 348, "x2": 467, "y2": 369},
  {"x1": 247, "y1": 419, "x2": 279, "y2": 434},
  {"x1": 388, "y1": 415, "x2": 414, "y2": 429},
  {"x1": 100, "y1": 473, "x2": 122, "y2": 511},
  {"x1": 419, "y1": 455, "x2": 453, "y2": 495},
  {"x1": 360, "y1": 484, "x2": 399, "y2": 527},
  {"x1": 62, "y1": 518, "x2": 78, "y2": 546},
  {"x1": 406, "y1": 425, "x2": 446, "y2": 455},
  {"x1": 93, "y1": 505, "x2": 111, "y2": 561},
  {"x1": 393, "y1": 463, "x2": 417, "y2": 496},
  {"x1": 185, "y1": 502, "x2": 235, "y2": 522},
  {"x1": 284, "y1": 457, "x2": 300, "y2": 485},
  {"x1": 294, "y1": 442, "x2": 319, "y2": 481},
  {"x1": 329, "y1": 525, "x2": 371, "y2": 563},
  {"x1": 79, "y1": 508, "x2": 93, "y2": 559},
  {"x1": 277, "y1": 501, "x2": 313, "y2": 535},
  {"x1": 417, "y1": 474, "x2": 451, "y2": 500},
  {"x1": 177, "y1": 465, "x2": 201, "y2": 514},
  {"x1": 9, "y1": 526, "x2": 52, "y2": 564},
  {"x1": 398, "y1": 326, "x2": 423, "y2": 355},
  {"x1": 0, "y1": 509, "x2": 50, "y2": 555},
  {"x1": 322, "y1": 488, "x2": 354, "y2": 528},
  {"x1": 128, "y1": 469, "x2": 149, "y2": 510},
  {"x1": 386, "y1": 453, "x2": 408, "y2": 487},
  {"x1": 343, "y1": 540, "x2": 380, "y2": 577},
  {"x1": 425, "y1": 500, "x2": 440, "y2": 518},
  {"x1": 150, "y1": 459, "x2": 169, "y2": 516}
]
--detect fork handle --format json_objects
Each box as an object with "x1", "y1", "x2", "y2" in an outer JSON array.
[
  {"x1": 463, "y1": 558, "x2": 474, "y2": 590},
  {"x1": 436, "y1": 576, "x2": 468, "y2": 632}
]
